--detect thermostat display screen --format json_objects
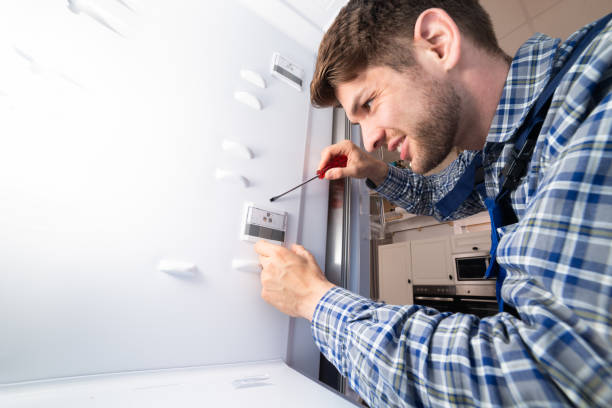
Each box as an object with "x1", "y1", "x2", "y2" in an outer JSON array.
[{"x1": 241, "y1": 204, "x2": 287, "y2": 244}]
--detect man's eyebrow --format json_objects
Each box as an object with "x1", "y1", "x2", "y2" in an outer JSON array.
[{"x1": 349, "y1": 89, "x2": 366, "y2": 117}]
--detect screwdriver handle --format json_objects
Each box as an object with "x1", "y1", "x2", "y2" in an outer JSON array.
[
  {"x1": 269, "y1": 155, "x2": 348, "y2": 202},
  {"x1": 316, "y1": 155, "x2": 348, "y2": 179}
]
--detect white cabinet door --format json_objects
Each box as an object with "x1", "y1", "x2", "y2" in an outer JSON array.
[
  {"x1": 378, "y1": 242, "x2": 413, "y2": 305},
  {"x1": 410, "y1": 237, "x2": 454, "y2": 285},
  {"x1": 451, "y1": 230, "x2": 491, "y2": 253}
]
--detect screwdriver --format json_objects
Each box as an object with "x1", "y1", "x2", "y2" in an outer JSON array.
[{"x1": 270, "y1": 155, "x2": 348, "y2": 202}]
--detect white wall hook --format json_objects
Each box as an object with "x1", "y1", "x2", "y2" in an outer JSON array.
[
  {"x1": 222, "y1": 139, "x2": 253, "y2": 160},
  {"x1": 215, "y1": 169, "x2": 249, "y2": 188},
  {"x1": 234, "y1": 91, "x2": 262, "y2": 111},
  {"x1": 240, "y1": 69, "x2": 266, "y2": 89},
  {"x1": 231, "y1": 259, "x2": 261, "y2": 273},
  {"x1": 67, "y1": 0, "x2": 125, "y2": 37},
  {"x1": 158, "y1": 260, "x2": 198, "y2": 276}
]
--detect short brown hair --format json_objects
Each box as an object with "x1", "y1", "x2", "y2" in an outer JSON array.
[{"x1": 311, "y1": 0, "x2": 506, "y2": 107}]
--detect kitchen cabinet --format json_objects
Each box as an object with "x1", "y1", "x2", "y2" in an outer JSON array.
[
  {"x1": 378, "y1": 233, "x2": 493, "y2": 302},
  {"x1": 410, "y1": 237, "x2": 454, "y2": 285},
  {"x1": 378, "y1": 242, "x2": 413, "y2": 305},
  {"x1": 451, "y1": 231, "x2": 491, "y2": 253}
]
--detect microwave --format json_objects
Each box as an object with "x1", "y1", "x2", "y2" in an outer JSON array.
[{"x1": 452, "y1": 253, "x2": 494, "y2": 284}]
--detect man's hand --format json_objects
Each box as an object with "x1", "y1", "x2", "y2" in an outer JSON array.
[
  {"x1": 254, "y1": 240, "x2": 334, "y2": 321},
  {"x1": 318, "y1": 140, "x2": 389, "y2": 186}
]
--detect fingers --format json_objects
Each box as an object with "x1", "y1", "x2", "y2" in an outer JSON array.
[
  {"x1": 258, "y1": 254, "x2": 271, "y2": 269},
  {"x1": 291, "y1": 244, "x2": 315, "y2": 262},
  {"x1": 324, "y1": 167, "x2": 348, "y2": 180},
  {"x1": 254, "y1": 240, "x2": 285, "y2": 257},
  {"x1": 319, "y1": 140, "x2": 380, "y2": 180},
  {"x1": 318, "y1": 146, "x2": 337, "y2": 171},
  {"x1": 255, "y1": 240, "x2": 321, "y2": 274},
  {"x1": 256, "y1": 241, "x2": 315, "y2": 268},
  {"x1": 318, "y1": 140, "x2": 354, "y2": 171}
]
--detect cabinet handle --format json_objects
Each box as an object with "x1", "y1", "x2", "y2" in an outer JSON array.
[
  {"x1": 407, "y1": 279, "x2": 411, "y2": 284},
  {"x1": 449, "y1": 274, "x2": 453, "y2": 280},
  {"x1": 472, "y1": 246, "x2": 479, "y2": 251}
]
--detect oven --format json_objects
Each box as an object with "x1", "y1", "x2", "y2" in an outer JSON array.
[
  {"x1": 413, "y1": 285, "x2": 458, "y2": 313},
  {"x1": 412, "y1": 252, "x2": 499, "y2": 317},
  {"x1": 413, "y1": 285, "x2": 500, "y2": 318}
]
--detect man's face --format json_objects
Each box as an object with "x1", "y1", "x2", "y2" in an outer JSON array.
[{"x1": 335, "y1": 65, "x2": 461, "y2": 174}]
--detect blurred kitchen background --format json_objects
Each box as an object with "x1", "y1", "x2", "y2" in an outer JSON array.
[{"x1": 367, "y1": 0, "x2": 612, "y2": 309}]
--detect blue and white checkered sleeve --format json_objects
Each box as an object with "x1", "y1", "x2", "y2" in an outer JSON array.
[
  {"x1": 311, "y1": 287, "x2": 574, "y2": 407},
  {"x1": 311, "y1": 76, "x2": 612, "y2": 407},
  {"x1": 370, "y1": 150, "x2": 486, "y2": 221}
]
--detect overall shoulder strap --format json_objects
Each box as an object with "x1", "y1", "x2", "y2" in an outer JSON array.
[
  {"x1": 485, "y1": 13, "x2": 611, "y2": 313},
  {"x1": 433, "y1": 13, "x2": 611, "y2": 221},
  {"x1": 434, "y1": 151, "x2": 484, "y2": 219},
  {"x1": 498, "y1": 12, "x2": 612, "y2": 200}
]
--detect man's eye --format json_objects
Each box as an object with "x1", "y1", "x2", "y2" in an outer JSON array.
[{"x1": 363, "y1": 98, "x2": 374, "y2": 110}]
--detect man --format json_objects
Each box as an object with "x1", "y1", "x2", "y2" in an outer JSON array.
[{"x1": 255, "y1": 0, "x2": 612, "y2": 406}]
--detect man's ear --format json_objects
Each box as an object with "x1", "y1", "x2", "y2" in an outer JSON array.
[{"x1": 413, "y1": 8, "x2": 461, "y2": 72}]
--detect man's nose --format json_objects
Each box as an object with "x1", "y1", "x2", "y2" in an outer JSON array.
[{"x1": 362, "y1": 124, "x2": 385, "y2": 152}]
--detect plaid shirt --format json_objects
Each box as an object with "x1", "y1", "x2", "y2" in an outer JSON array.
[{"x1": 311, "y1": 19, "x2": 612, "y2": 407}]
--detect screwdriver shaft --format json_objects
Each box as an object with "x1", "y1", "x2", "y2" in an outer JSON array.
[{"x1": 270, "y1": 174, "x2": 318, "y2": 202}]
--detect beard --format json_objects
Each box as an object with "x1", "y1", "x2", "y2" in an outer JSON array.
[{"x1": 410, "y1": 79, "x2": 461, "y2": 174}]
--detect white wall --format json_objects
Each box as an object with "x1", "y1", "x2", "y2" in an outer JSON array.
[
  {"x1": 0, "y1": 0, "x2": 328, "y2": 384},
  {"x1": 481, "y1": 0, "x2": 612, "y2": 56}
]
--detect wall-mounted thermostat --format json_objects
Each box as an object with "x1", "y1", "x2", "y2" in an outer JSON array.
[
  {"x1": 270, "y1": 52, "x2": 303, "y2": 91},
  {"x1": 241, "y1": 203, "x2": 287, "y2": 245}
]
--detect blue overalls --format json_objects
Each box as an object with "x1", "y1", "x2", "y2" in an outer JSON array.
[{"x1": 435, "y1": 13, "x2": 612, "y2": 313}]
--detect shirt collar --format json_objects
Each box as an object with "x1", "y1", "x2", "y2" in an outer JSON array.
[{"x1": 486, "y1": 34, "x2": 560, "y2": 144}]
